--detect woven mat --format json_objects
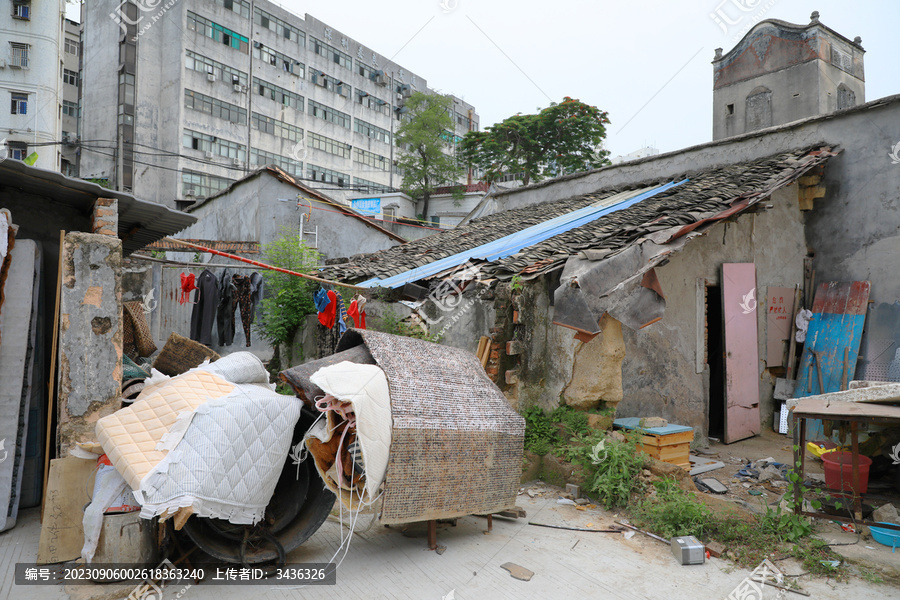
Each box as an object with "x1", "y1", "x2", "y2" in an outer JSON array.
[
  {"x1": 152, "y1": 332, "x2": 219, "y2": 376},
  {"x1": 335, "y1": 329, "x2": 524, "y2": 523},
  {"x1": 123, "y1": 301, "x2": 157, "y2": 360}
]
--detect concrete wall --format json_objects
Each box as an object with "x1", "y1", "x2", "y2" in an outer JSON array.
[
  {"x1": 615, "y1": 186, "x2": 806, "y2": 440},
  {"x1": 181, "y1": 175, "x2": 402, "y2": 261}
]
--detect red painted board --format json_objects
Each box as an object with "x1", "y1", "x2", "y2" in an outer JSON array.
[
  {"x1": 766, "y1": 286, "x2": 795, "y2": 366},
  {"x1": 722, "y1": 263, "x2": 761, "y2": 444}
]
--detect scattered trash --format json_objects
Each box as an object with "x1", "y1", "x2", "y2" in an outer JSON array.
[
  {"x1": 748, "y1": 489, "x2": 764, "y2": 496},
  {"x1": 839, "y1": 522, "x2": 856, "y2": 533},
  {"x1": 557, "y1": 498, "x2": 576, "y2": 505},
  {"x1": 500, "y1": 562, "x2": 534, "y2": 581},
  {"x1": 820, "y1": 560, "x2": 841, "y2": 569},
  {"x1": 624, "y1": 530, "x2": 635, "y2": 540},
  {"x1": 865, "y1": 546, "x2": 875, "y2": 550},
  {"x1": 696, "y1": 477, "x2": 728, "y2": 494},
  {"x1": 671, "y1": 535, "x2": 705, "y2": 565},
  {"x1": 689, "y1": 455, "x2": 725, "y2": 475}
]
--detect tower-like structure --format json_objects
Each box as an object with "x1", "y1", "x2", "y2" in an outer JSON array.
[{"x1": 712, "y1": 12, "x2": 864, "y2": 140}]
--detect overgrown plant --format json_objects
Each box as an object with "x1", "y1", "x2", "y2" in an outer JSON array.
[
  {"x1": 257, "y1": 227, "x2": 321, "y2": 348},
  {"x1": 632, "y1": 477, "x2": 712, "y2": 539},
  {"x1": 522, "y1": 406, "x2": 558, "y2": 456},
  {"x1": 583, "y1": 434, "x2": 648, "y2": 509}
]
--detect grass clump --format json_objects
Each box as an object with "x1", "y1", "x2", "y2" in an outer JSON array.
[
  {"x1": 631, "y1": 477, "x2": 712, "y2": 538},
  {"x1": 581, "y1": 434, "x2": 648, "y2": 509},
  {"x1": 522, "y1": 406, "x2": 558, "y2": 456}
]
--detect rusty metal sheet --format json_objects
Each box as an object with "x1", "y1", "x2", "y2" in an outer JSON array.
[{"x1": 722, "y1": 263, "x2": 761, "y2": 444}]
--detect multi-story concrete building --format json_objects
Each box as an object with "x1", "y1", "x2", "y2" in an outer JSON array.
[
  {"x1": 60, "y1": 18, "x2": 80, "y2": 176},
  {"x1": 0, "y1": 0, "x2": 66, "y2": 171},
  {"x1": 712, "y1": 12, "x2": 865, "y2": 140},
  {"x1": 80, "y1": 0, "x2": 478, "y2": 210}
]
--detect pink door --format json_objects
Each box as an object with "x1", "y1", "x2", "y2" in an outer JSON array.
[{"x1": 722, "y1": 263, "x2": 760, "y2": 443}]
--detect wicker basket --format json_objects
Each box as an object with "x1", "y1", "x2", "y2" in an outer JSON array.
[
  {"x1": 151, "y1": 332, "x2": 220, "y2": 376},
  {"x1": 299, "y1": 329, "x2": 525, "y2": 524},
  {"x1": 122, "y1": 301, "x2": 157, "y2": 360}
]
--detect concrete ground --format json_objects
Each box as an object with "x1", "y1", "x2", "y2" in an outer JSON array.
[{"x1": 2, "y1": 490, "x2": 895, "y2": 600}]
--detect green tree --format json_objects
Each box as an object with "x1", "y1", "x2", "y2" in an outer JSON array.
[
  {"x1": 257, "y1": 227, "x2": 321, "y2": 349},
  {"x1": 395, "y1": 92, "x2": 465, "y2": 221},
  {"x1": 460, "y1": 97, "x2": 610, "y2": 185}
]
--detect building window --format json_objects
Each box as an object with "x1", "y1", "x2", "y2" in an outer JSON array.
[
  {"x1": 215, "y1": 0, "x2": 250, "y2": 18},
  {"x1": 356, "y1": 90, "x2": 389, "y2": 116},
  {"x1": 249, "y1": 147, "x2": 302, "y2": 177},
  {"x1": 253, "y1": 77, "x2": 304, "y2": 111},
  {"x1": 183, "y1": 89, "x2": 247, "y2": 124},
  {"x1": 10, "y1": 92, "x2": 27, "y2": 115},
  {"x1": 308, "y1": 100, "x2": 350, "y2": 129},
  {"x1": 307, "y1": 132, "x2": 350, "y2": 159},
  {"x1": 182, "y1": 129, "x2": 246, "y2": 161},
  {"x1": 251, "y1": 112, "x2": 303, "y2": 142},
  {"x1": 10, "y1": 42, "x2": 29, "y2": 68},
  {"x1": 354, "y1": 118, "x2": 391, "y2": 144},
  {"x1": 253, "y1": 7, "x2": 305, "y2": 45},
  {"x1": 63, "y1": 69, "x2": 79, "y2": 86},
  {"x1": 354, "y1": 147, "x2": 389, "y2": 171},
  {"x1": 253, "y1": 44, "x2": 304, "y2": 77},
  {"x1": 185, "y1": 50, "x2": 248, "y2": 86},
  {"x1": 353, "y1": 176, "x2": 392, "y2": 194},
  {"x1": 62, "y1": 100, "x2": 78, "y2": 117},
  {"x1": 65, "y1": 38, "x2": 79, "y2": 55},
  {"x1": 6, "y1": 141, "x2": 27, "y2": 160},
  {"x1": 182, "y1": 169, "x2": 233, "y2": 199},
  {"x1": 310, "y1": 69, "x2": 349, "y2": 96},
  {"x1": 745, "y1": 86, "x2": 772, "y2": 133},
  {"x1": 307, "y1": 163, "x2": 348, "y2": 187},
  {"x1": 187, "y1": 12, "x2": 249, "y2": 53},
  {"x1": 310, "y1": 37, "x2": 351, "y2": 69},
  {"x1": 12, "y1": 2, "x2": 30, "y2": 20}
]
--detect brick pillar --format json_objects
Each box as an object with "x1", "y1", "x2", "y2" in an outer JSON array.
[
  {"x1": 57, "y1": 232, "x2": 123, "y2": 456},
  {"x1": 91, "y1": 197, "x2": 118, "y2": 236}
]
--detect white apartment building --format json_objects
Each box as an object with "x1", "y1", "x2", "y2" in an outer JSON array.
[
  {"x1": 80, "y1": 0, "x2": 478, "y2": 210},
  {"x1": 0, "y1": 0, "x2": 67, "y2": 171},
  {"x1": 60, "y1": 17, "x2": 80, "y2": 176}
]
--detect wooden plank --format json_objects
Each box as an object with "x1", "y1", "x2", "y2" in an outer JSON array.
[
  {"x1": 722, "y1": 263, "x2": 761, "y2": 443},
  {"x1": 766, "y1": 286, "x2": 795, "y2": 366},
  {"x1": 696, "y1": 278, "x2": 706, "y2": 374},
  {"x1": 37, "y1": 456, "x2": 95, "y2": 564},
  {"x1": 641, "y1": 430, "x2": 694, "y2": 446},
  {"x1": 793, "y1": 397, "x2": 900, "y2": 421},
  {"x1": 795, "y1": 282, "x2": 870, "y2": 401},
  {"x1": 144, "y1": 238, "x2": 260, "y2": 254},
  {"x1": 41, "y1": 230, "x2": 65, "y2": 522}
]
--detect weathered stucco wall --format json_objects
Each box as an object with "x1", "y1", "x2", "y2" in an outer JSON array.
[
  {"x1": 57, "y1": 232, "x2": 123, "y2": 455},
  {"x1": 616, "y1": 186, "x2": 806, "y2": 440}
]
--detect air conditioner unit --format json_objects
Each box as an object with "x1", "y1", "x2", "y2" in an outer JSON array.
[
  {"x1": 0, "y1": 60, "x2": 5, "y2": 68},
  {"x1": 207, "y1": 73, "x2": 216, "y2": 82},
  {"x1": 232, "y1": 158, "x2": 242, "y2": 167},
  {"x1": 372, "y1": 70, "x2": 386, "y2": 86},
  {"x1": 253, "y1": 41, "x2": 263, "y2": 49},
  {"x1": 204, "y1": 151, "x2": 214, "y2": 159}
]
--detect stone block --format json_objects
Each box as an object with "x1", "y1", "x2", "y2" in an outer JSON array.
[{"x1": 506, "y1": 340, "x2": 525, "y2": 355}]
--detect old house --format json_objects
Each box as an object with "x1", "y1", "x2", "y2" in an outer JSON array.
[{"x1": 316, "y1": 16, "x2": 900, "y2": 443}]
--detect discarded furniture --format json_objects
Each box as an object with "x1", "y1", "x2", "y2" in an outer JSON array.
[
  {"x1": 151, "y1": 332, "x2": 220, "y2": 376},
  {"x1": 791, "y1": 396, "x2": 900, "y2": 533}
]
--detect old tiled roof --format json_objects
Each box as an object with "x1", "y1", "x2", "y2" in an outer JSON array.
[{"x1": 320, "y1": 146, "x2": 836, "y2": 284}]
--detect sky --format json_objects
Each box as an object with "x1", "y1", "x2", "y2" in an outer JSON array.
[{"x1": 68, "y1": 1, "x2": 899, "y2": 158}]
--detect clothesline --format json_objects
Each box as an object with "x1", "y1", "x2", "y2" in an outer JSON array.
[{"x1": 160, "y1": 237, "x2": 368, "y2": 291}]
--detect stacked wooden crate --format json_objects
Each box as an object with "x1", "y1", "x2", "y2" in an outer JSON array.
[{"x1": 613, "y1": 418, "x2": 693, "y2": 470}]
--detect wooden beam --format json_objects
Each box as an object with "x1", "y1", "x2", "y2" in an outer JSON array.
[{"x1": 144, "y1": 238, "x2": 260, "y2": 254}]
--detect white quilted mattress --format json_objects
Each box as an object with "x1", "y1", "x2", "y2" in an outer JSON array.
[{"x1": 97, "y1": 352, "x2": 303, "y2": 525}]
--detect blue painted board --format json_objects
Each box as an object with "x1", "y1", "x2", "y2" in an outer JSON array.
[{"x1": 613, "y1": 417, "x2": 692, "y2": 435}]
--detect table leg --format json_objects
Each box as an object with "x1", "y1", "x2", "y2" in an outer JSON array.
[
  {"x1": 851, "y1": 422, "x2": 862, "y2": 521},
  {"x1": 427, "y1": 520, "x2": 437, "y2": 551}
]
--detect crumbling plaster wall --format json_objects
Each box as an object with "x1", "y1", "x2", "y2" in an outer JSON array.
[{"x1": 616, "y1": 186, "x2": 806, "y2": 441}]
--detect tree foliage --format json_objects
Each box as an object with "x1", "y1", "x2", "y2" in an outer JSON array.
[
  {"x1": 257, "y1": 227, "x2": 321, "y2": 347},
  {"x1": 395, "y1": 92, "x2": 465, "y2": 219},
  {"x1": 460, "y1": 97, "x2": 610, "y2": 185}
]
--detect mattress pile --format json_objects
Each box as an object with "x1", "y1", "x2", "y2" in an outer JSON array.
[{"x1": 96, "y1": 352, "x2": 303, "y2": 525}]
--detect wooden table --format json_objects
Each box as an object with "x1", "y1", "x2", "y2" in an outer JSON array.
[{"x1": 791, "y1": 397, "x2": 900, "y2": 532}]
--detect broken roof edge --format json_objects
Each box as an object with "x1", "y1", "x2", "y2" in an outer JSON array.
[
  {"x1": 490, "y1": 94, "x2": 900, "y2": 199},
  {"x1": 186, "y1": 165, "x2": 407, "y2": 244}
]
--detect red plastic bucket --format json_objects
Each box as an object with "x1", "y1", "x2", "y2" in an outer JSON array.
[{"x1": 821, "y1": 451, "x2": 872, "y2": 494}]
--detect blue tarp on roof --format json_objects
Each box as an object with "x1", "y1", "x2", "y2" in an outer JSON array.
[{"x1": 358, "y1": 179, "x2": 688, "y2": 289}]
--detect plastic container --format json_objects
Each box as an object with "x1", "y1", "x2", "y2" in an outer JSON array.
[
  {"x1": 821, "y1": 451, "x2": 872, "y2": 494},
  {"x1": 870, "y1": 523, "x2": 900, "y2": 552}
]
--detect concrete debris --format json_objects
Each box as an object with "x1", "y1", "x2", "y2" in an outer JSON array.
[
  {"x1": 757, "y1": 464, "x2": 783, "y2": 483},
  {"x1": 500, "y1": 562, "x2": 534, "y2": 581},
  {"x1": 557, "y1": 498, "x2": 576, "y2": 505},
  {"x1": 705, "y1": 541, "x2": 726, "y2": 558},
  {"x1": 640, "y1": 417, "x2": 668, "y2": 428},
  {"x1": 565, "y1": 483, "x2": 581, "y2": 498},
  {"x1": 872, "y1": 503, "x2": 899, "y2": 525},
  {"x1": 575, "y1": 498, "x2": 590, "y2": 506},
  {"x1": 689, "y1": 455, "x2": 725, "y2": 475},
  {"x1": 698, "y1": 478, "x2": 729, "y2": 494}
]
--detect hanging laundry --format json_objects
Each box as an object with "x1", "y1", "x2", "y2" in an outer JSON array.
[
  {"x1": 179, "y1": 272, "x2": 198, "y2": 304},
  {"x1": 232, "y1": 274, "x2": 254, "y2": 347},
  {"x1": 348, "y1": 294, "x2": 367, "y2": 329},
  {"x1": 249, "y1": 271, "x2": 264, "y2": 320},
  {"x1": 189, "y1": 269, "x2": 218, "y2": 345},
  {"x1": 334, "y1": 290, "x2": 350, "y2": 335},
  {"x1": 216, "y1": 269, "x2": 235, "y2": 346},
  {"x1": 315, "y1": 288, "x2": 338, "y2": 329}
]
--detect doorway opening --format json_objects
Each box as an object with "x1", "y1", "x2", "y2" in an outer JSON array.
[{"x1": 706, "y1": 284, "x2": 725, "y2": 439}]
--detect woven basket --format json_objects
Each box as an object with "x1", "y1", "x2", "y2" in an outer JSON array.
[
  {"x1": 122, "y1": 301, "x2": 157, "y2": 360},
  {"x1": 151, "y1": 332, "x2": 220, "y2": 376},
  {"x1": 324, "y1": 329, "x2": 525, "y2": 524}
]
